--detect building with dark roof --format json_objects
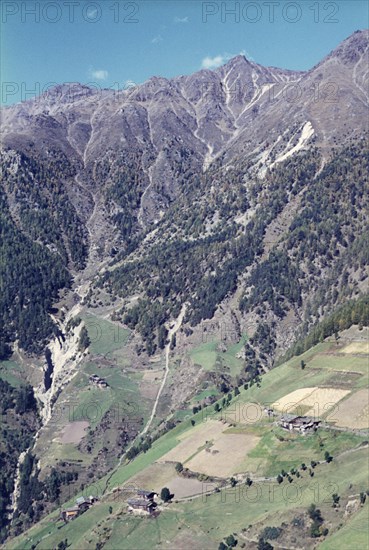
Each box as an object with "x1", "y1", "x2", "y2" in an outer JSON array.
[
  {"x1": 279, "y1": 415, "x2": 321, "y2": 433},
  {"x1": 137, "y1": 490, "x2": 158, "y2": 500},
  {"x1": 127, "y1": 499, "x2": 156, "y2": 515}
]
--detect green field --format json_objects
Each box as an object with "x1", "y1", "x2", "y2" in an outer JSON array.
[
  {"x1": 190, "y1": 340, "x2": 218, "y2": 370},
  {"x1": 235, "y1": 342, "x2": 368, "y2": 409},
  {"x1": 190, "y1": 386, "x2": 218, "y2": 403},
  {"x1": 9, "y1": 445, "x2": 369, "y2": 550},
  {"x1": 189, "y1": 335, "x2": 246, "y2": 376},
  {"x1": 34, "y1": 313, "x2": 147, "y2": 470},
  {"x1": 0, "y1": 359, "x2": 24, "y2": 387},
  {"x1": 318, "y1": 505, "x2": 369, "y2": 550},
  {"x1": 81, "y1": 312, "x2": 130, "y2": 357}
]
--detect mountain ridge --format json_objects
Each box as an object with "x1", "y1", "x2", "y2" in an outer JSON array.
[{"x1": 0, "y1": 30, "x2": 368, "y2": 359}]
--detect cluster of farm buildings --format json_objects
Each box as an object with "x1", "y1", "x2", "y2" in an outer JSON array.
[
  {"x1": 61, "y1": 495, "x2": 98, "y2": 521},
  {"x1": 127, "y1": 489, "x2": 158, "y2": 515},
  {"x1": 89, "y1": 373, "x2": 109, "y2": 389},
  {"x1": 279, "y1": 414, "x2": 321, "y2": 434},
  {"x1": 61, "y1": 489, "x2": 159, "y2": 522},
  {"x1": 263, "y1": 408, "x2": 321, "y2": 434}
]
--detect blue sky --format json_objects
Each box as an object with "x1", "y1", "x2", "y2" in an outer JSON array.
[{"x1": 1, "y1": 0, "x2": 368, "y2": 104}]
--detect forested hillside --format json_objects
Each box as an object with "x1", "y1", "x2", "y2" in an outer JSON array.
[
  {"x1": 98, "y1": 139, "x2": 368, "y2": 363},
  {"x1": 0, "y1": 30, "x2": 368, "y2": 363},
  {"x1": 0, "y1": 380, "x2": 39, "y2": 542},
  {"x1": 0, "y1": 185, "x2": 72, "y2": 357}
]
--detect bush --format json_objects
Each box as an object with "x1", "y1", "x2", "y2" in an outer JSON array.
[
  {"x1": 225, "y1": 534, "x2": 237, "y2": 547},
  {"x1": 308, "y1": 504, "x2": 323, "y2": 522},
  {"x1": 160, "y1": 487, "x2": 171, "y2": 503},
  {"x1": 310, "y1": 521, "x2": 321, "y2": 538},
  {"x1": 261, "y1": 527, "x2": 281, "y2": 541},
  {"x1": 324, "y1": 451, "x2": 333, "y2": 463},
  {"x1": 332, "y1": 493, "x2": 340, "y2": 507},
  {"x1": 78, "y1": 326, "x2": 91, "y2": 352},
  {"x1": 258, "y1": 538, "x2": 273, "y2": 550}
]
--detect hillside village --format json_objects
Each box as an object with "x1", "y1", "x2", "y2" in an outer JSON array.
[{"x1": 4, "y1": 320, "x2": 369, "y2": 549}]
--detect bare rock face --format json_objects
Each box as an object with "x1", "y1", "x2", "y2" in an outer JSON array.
[{"x1": 2, "y1": 30, "x2": 368, "y2": 237}]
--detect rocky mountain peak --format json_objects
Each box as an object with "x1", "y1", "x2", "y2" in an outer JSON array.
[{"x1": 316, "y1": 28, "x2": 369, "y2": 68}]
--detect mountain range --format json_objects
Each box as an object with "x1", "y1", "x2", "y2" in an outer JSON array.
[
  {"x1": 0, "y1": 30, "x2": 368, "y2": 546},
  {"x1": 1, "y1": 29, "x2": 368, "y2": 359}
]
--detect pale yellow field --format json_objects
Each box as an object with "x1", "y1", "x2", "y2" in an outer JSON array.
[
  {"x1": 331, "y1": 389, "x2": 369, "y2": 429},
  {"x1": 186, "y1": 432, "x2": 260, "y2": 477},
  {"x1": 160, "y1": 420, "x2": 226, "y2": 463},
  {"x1": 165, "y1": 475, "x2": 207, "y2": 499},
  {"x1": 159, "y1": 419, "x2": 259, "y2": 477},
  {"x1": 124, "y1": 461, "x2": 206, "y2": 498},
  {"x1": 272, "y1": 388, "x2": 317, "y2": 413},
  {"x1": 129, "y1": 462, "x2": 174, "y2": 492},
  {"x1": 299, "y1": 387, "x2": 351, "y2": 417},
  {"x1": 340, "y1": 341, "x2": 369, "y2": 354},
  {"x1": 235, "y1": 402, "x2": 264, "y2": 425},
  {"x1": 140, "y1": 369, "x2": 163, "y2": 400},
  {"x1": 142, "y1": 369, "x2": 163, "y2": 382},
  {"x1": 273, "y1": 387, "x2": 350, "y2": 417}
]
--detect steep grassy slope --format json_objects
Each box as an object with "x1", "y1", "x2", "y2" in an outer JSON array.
[{"x1": 6, "y1": 327, "x2": 368, "y2": 549}]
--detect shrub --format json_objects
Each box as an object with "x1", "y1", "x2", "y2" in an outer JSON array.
[
  {"x1": 261, "y1": 526, "x2": 281, "y2": 540},
  {"x1": 160, "y1": 487, "x2": 171, "y2": 503},
  {"x1": 175, "y1": 462, "x2": 183, "y2": 473},
  {"x1": 225, "y1": 534, "x2": 237, "y2": 547}
]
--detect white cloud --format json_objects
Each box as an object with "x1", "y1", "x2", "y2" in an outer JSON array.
[
  {"x1": 201, "y1": 55, "x2": 228, "y2": 70},
  {"x1": 151, "y1": 34, "x2": 163, "y2": 44},
  {"x1": 174, "y1": 16, "x2": 189, "y2": 23},
  {"x1": 90, "y1": 69, "x2": 108, "y2": 81},
  {"x1": 201, "y1": 50, "x2": 254, "y2": 70},
  {"x1": 124, "y1": 79, "x2": 137, "y2": 89},
  {"x1": 239, "y1": 49, "x2": 255, "y2": 62}
]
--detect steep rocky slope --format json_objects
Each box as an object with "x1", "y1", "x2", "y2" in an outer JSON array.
[{"x1": 1, "y1": 29, "x2": 368, "y2": 361}]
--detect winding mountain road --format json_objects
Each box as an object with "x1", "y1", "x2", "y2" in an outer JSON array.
[
  {"x1": 142, "y1": 303, "x2": 187, "y2": 435},
  {"x1": 102, "y1": 303, "x2": 187, "y2": 494}
]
